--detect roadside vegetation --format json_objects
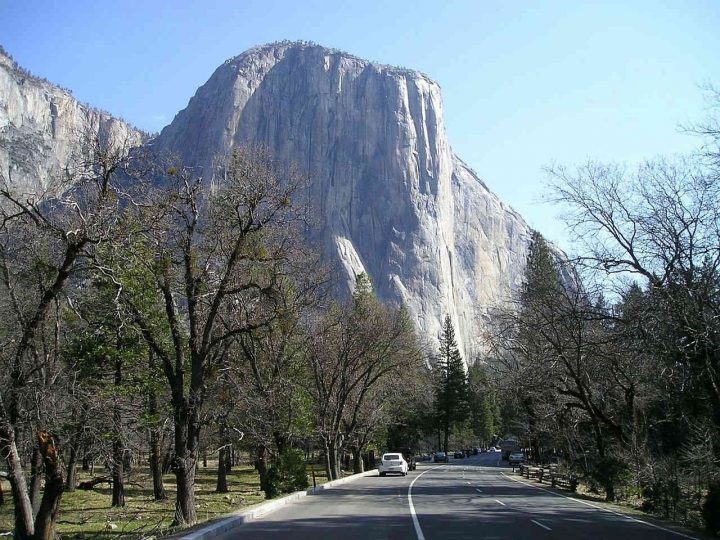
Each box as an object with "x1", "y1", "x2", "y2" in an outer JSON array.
[
  {"x1": 2, "y1": 83, "x2": 718, "y2": 539},
  {"x1": 0, "y1": 139, "x2": 478, "y2": 539},
  {"x1": 0, "y1": 461, "x2": 263, "y2": 538},
  {"x1": 484, "y1": 89, "x2": 720, "y2": 534}
]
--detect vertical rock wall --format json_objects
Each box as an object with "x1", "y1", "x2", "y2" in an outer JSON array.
[
  {"x1": 0, "y1": 50, "x2": 145, "y2": 197},
  {"x1": 156, "y1": 42, "x2": 532, "y2": 360}
]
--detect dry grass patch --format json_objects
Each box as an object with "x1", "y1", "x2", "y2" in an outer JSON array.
[{"x1": 0, "y1": 463, "x2": 265, "y2": 539}]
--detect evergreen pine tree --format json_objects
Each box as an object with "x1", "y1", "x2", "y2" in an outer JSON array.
[
  {"x1": 434, "y1": 315, "x2": 470, "y2": 452},
  {"x1": 521, "y1": 230, "x2": 562, "y2": 308},
  {"x1": 515, "y1": 230, "x2": 563, "y2": 460}
]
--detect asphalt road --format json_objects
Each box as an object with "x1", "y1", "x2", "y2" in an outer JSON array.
[{"x1": 214, "y1": 452, "x2": 700, "y2": 539}]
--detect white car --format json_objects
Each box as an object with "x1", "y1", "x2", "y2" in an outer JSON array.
[{"x1": 379, "y1": 453, "x2": 409, "y2": 476}]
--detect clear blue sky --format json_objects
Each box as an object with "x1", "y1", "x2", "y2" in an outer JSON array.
[{"x1": 2, "y1": 0, "x2": 719, "y2": 248}]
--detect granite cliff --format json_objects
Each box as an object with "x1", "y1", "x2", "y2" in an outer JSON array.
[
  {"x1": 0, "y1": 48, "x2": 145, "y2": 197},
  {"x1": 1, "y1": 41, "x2": 534, "y2": 360},
  {"x1": 155, "y1": 42, "x2": 533, "y2": 359}
]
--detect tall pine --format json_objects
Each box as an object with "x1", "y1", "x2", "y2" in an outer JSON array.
[
  {"x1": 434, "y1": 315, "x2": 470, "y2": 453},
  {"x1": 517, "y1": 230, "x2": 563, "y2": 461}
]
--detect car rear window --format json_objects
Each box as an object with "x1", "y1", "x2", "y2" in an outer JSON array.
[{"x1": 383, "y1": 454, "x2": 401, "y2": 460}]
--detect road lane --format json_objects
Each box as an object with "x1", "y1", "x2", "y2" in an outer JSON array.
[
  {"x1": 214, "y1": 471, "x2": 416, "y2": 540},
  {"x1": 411, "y1": 453, "x2": 699, "y2": 539},
  {"x1": 212, "y1": 452, "x2": 701, "y2": 539}
]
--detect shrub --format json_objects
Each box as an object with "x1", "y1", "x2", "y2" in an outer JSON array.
[
  {"x1": 265, "y1": 449, "x2": 309, "y2": 498},
  {"x1": 589, "y1": 456, "x2": 631, "y2": 500}
]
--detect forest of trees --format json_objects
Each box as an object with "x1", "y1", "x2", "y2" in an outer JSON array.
[
  {"x1": 2, "y1": 91, "x2": 718, "y2": 538},
  {"x1": 488, "y1": 92, "x2": 720, "y2": 533},
  {"x1": 0, "y1": 137, "x2": 498, "y2": 539}
]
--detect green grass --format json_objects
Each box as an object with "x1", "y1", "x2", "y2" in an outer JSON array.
[
  {"x1": 0, "y1": 463, "x2": 269, "y2": 539},
  {"x1": 305, "y1": 463, "x2": 330, "y2": 488}
]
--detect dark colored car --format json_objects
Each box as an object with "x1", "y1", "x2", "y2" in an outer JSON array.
[
  {"x1": 453, "y1": 451, "x2": 465, "y2": 459},
  {"x1": 433, "y1": 452, "x2": 449, "y2": 463}
]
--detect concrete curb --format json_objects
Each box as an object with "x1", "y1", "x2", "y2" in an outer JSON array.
[
  {"x1": 306, "y1": 467, "x2": 378, "y2": 494},
  {"x1": 173, "y1": 468, "x2": 378, "y2": 539}
]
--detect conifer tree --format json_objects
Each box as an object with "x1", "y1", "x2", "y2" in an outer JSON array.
[{"x1": 434, "y1": 315, "x2": 469, "y2": 453}]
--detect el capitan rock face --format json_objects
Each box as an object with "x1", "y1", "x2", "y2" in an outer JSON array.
[
  {"x1": 1, "y1": 41, "x2": 534, "y2": 360},
  {"x1": 154, "y1": 42, "x2": 532, "y2": 359}
]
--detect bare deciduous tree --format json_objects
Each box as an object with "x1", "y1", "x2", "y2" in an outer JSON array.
[
  {"x1": 112, "y1": 146, "x2": 309, "y2": 527},
  {"x1": 0, "y1": 131, "x2": 142, "y2": 539}
]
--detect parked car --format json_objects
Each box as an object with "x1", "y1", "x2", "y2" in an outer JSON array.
[
  {"x1": 489, "y1": 446, "x2": 500, "y2": 452},
  {"x1": 453, "y1": 450, "x2": 465, "y2": 459},
  {"x1": 379, "y1": 453, "x2": 408, "y2": 476},
  {"x1": 394, "y1": 447, "x2": 417, "y2": 471},
  {"x1": 508, "y1": 451, "x2": 526, "y2": 465},
  {"x1": 433, "y1": 451, "x2": 449, "y2": 463}
]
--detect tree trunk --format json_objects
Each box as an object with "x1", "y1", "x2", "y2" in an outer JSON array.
[
  {"x1": 172, "y1": 455, "x2": 197, "y2": 527},
  {"x1": 605, "y1": 478, "x2": 616, "y2": 502},
  {"x1": 225, "y1": 444, "x2": 232, "y2": 473},
  {"x1": 256, "y1": 446, "x2": 270, "y2": 495},
  {"x1": 77, "y1": 476, "x2": 112, "y2": 490},
  {"x1": 352, "y1": 447, "x2": 364, "y2": 474},
  {"x1": 34, "y1": 431, "x2": 64, "y2": 540},
  {"x1": 65, "y1": 412, "x2": 86, "y2": 493},
  {"x1": 111, "y1": 443, "x2": 125, "y2": 507},
  {"x1": 149, "y1": 429, "x2": 167, "y2": 500},
  {"x1": 170, "y1": 398, "x2": 200, "y2": 528},
  {"x1": 592, "y1": 420, "x2": 615, "y2": 502},
  {"x1": 216, "y1": 446, "x2": 228, "y2": 493},
  {"x1": 2, "y1": 419, "x2": 34, "y2": 539},
  {"x1": 443, "y1": 418, "x2": 450, "y2": 454},
  {"x1": 112, "y1": 356, "x2": 125, "y2": 507},
  {"x1": 29, "y1": 446, "x2": 44, "y2": 516},
  {"x1": 162, "y1": 449, "x2": 173, "y2": 474},
  {"x1": 123, "y1": 449, "x2": 133, "y2": 472},
  {"x1": 30, "y1": 446, "x2": 48, "y2": 517},
  {"x1": 328, "y1": 440, "x2": 340, "y2": 480},
  {"x1": 274, "y1": 431, "x2": 288, "y2": 455},
  {"x1": 322, "y1": 441, "x2": 333, "y2": 481},
  {"x1": 65, "y1": 444, "x2": 78, "y2": 492}
]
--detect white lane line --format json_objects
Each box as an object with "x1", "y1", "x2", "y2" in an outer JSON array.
[
  {"x1": 532, "y1": 519, "x2": 552, "y2": 531},
  {"x1": 495, "y1": 499, "x2": 506, "y2": 506},
  {"x1": 408, "y1": 466, "x2": 443, "y2": 540},
  {"x1": 466, "y1": 481, "x2": 471, "y2": 485},
  {"x1": 475, "y1": 488, "x2": 483, "y2": 493},
  {"x1": 502, "y1": 473, "x2": 698, "y2": 540}
]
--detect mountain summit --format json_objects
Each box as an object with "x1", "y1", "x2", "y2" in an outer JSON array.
[
  {"x1": 155, "y1": 41, "x2": 532, "y2": 358},
  {"x1": 1, "y1": 41, "x2": 534, "y2": 359}
]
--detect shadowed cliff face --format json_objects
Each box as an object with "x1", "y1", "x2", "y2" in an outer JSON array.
[
  {"x1": 0, "y1": 50, "x2": 145, "y2": 197},
  {"x1": 155, "y1": 41, "x2": 532, "y2": 360}
]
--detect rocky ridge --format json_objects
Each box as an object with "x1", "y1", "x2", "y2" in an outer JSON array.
[
  {"x1": 0, "y1": 47, "x2": 146, "y2": 197},
  {"x1": 1, "y1": 41, "x2": 535, "y2": 361}
]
